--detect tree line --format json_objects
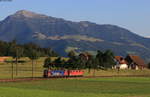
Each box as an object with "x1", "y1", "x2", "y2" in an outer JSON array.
[
  {"x1": 0, "y1": 40, "x2": 58, "y2": 78},
  {"x1": 0, "y1": 40, "x2": 58, "y2": 57},
  {"x1": 44, "y1": 50, "x2": 116, "y2": 75}
]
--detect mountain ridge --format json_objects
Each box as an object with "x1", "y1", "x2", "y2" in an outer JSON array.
[{"x1": 0, "y1": 10, "x2": 150, "y2": 61}]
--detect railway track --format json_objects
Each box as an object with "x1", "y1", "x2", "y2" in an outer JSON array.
[{"x1": 0, "y1": 75, "x2": 150, "y2": 82}]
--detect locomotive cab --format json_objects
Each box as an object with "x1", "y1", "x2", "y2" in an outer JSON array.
[{"x1": 43, "y1": 69, "x2": 51, "y2": 78}]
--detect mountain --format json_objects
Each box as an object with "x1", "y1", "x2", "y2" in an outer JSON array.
[
  {"x1": 145, "y1": 36, "x2": 150, "y2": 38},
  {"x1": 0, "y1": 10, "x2": 150, "y2": 61}
]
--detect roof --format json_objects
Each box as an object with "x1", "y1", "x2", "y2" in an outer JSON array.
[
  {"x1": 127, "y1": 55, "x2": 145, "y2": 66},
  {"x1": 115, "y1": 56, "x2": 127, "y2": 64},
  {"x1": 79, "y1": 52, "x2": 92, "y2": 60},
  {"x1": 115, "y1": 56, "x2": 123, "y2": 61},
  {"x1": 0, "y1": 57, "x2": 9, "y2": 62}
]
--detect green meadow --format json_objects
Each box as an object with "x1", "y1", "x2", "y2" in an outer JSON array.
[
  {"x1": 0, "y1": 57, "x2": 150, "y2": 97},
  {"x1": 0, "y1": 57, "x2": 150, "y2": 79},
  {"x1": 0, "y1": 77, "x2": 150, "y2": 97}
]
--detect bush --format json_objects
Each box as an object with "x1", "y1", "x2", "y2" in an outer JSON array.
[{"x1": 148, "y1": 63, "x2": 150, "y2": 69}]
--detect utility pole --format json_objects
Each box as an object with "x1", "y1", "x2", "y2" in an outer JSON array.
[
  {"x1": 11, "y1": 61, "x2": 14, "y2": 79},
  {"x1": 32, "y1": 60, "x2": 34, "y2": 79},
  {"x1": 16, "y1": 47, "x2": 18, "y2": 76}
]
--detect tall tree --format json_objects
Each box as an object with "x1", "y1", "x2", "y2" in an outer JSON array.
[
  {"x1": 68, "y1": 50, "x2": 76, "y2": 59},
  {"x1": 78, "y1": 54, "x2": 87, "y2": 69},
  {"x1": 102, "y1": 50, "x2": 115, "y2": 69},
  {"x1": 44, "y1": 57, "x2": 53, "y2": 69},
  {"x1": 148, "y1": 63, "x2": 150, "y2": 69},
  {"x1": 96, "y1": 50, "x2": 116, "y2": 70},
  {"x1": 96, "y1": 50, "x2": 104, "y2": 69},
  {"x1": 9, "y1": 40, "x2": 24, "y2": 76},
  {"x1": 54, "y1": 57, "x2": 64, "y2": 69},
  {"x1": 77, "y1": 56, "x2": 86, "y2": 69},
  {"x1": 86, "y1": 55, "x2": 93, "y2": 73}
]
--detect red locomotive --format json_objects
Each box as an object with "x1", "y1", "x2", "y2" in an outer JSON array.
[{"x1": 43, "y1": 69, "x2": 84, "y2": 78}]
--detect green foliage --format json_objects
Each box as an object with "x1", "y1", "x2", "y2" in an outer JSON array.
[
  {"x1": 96, "y1": 50, "x2": 115, "y2": 69},
  {"x1": 148, "y1": 63, "x2": 150, "y2": 69},
  {"x1": 68, "y1": 50, "x2": 76, "y2": 58},
  {"x1": 53, "y1": 57, "x2": 66, "y2": 69},
  {"x1": 50, "y1": 50, "x2": 116, "y2": 70},
  {"x1": 86, "y1": 56, "x2": 93, "y2": 72},
  {"x1": 27, "y1": 49, "x2": 40, "y2": 61},
  {"x1": 68, "y1": 56, "x2": 85, "y2": 69},
  {"x1": 0, "y1": 40, "x2": 58, "y2": 57},
  {"x1": 102, "y1": 50, "x2": 115, "y2": 68},
  {"x1": 0, "y1": 40, "x2": 115, "y2": 70},
  {"x1": 43, "y1": 57, "x2": 52, "y2": 68}
]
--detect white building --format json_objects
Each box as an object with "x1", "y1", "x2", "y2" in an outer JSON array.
[{"x1": 115, "y1": 56, "x2": 128, "y2": 69}]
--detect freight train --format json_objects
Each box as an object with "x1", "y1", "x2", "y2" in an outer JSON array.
[{"x1": 43, "y1": 69, "x2": 84, "y2": 78}]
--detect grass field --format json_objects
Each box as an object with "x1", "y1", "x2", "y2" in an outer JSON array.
[
  {"x1": 0, "y1": 57, "x2": 150, "y2": 79},
  {"x1": 1, "y1": 57, "x2": 150, "y2": 97},
  {"x1": 0, "y1": 77, "x2": 150, "y2": 97}
]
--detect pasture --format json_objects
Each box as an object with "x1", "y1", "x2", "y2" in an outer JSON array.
[
  {"x1": 0, "y1": 57, "x2": 150, "y2": 79},
  {"x1": 1, "y1": 57, "x2": 150, "y2": 97},
  {"x1": 0, "y1": 77, "x2": 150, "y2": 97}
]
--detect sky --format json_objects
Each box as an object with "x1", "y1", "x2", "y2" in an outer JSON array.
[{"x1": 0, "y1": 0, "x2": 150, "y2": 37}]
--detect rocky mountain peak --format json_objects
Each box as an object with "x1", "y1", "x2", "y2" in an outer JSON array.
[{"x1": 13, "y1": 10, "x2": 47, "y2": 18}]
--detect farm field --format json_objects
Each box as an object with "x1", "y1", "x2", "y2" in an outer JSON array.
[
  {"x1": 0, "y1": 57, "x2": 150, "y2": 79},
  {"x1": 0, "y1": 77, "x2": 150, "y2": 97}
]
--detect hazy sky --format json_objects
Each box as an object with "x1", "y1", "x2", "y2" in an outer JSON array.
[{"x1": 0, "y1": 0, "x2": 150, "y2": 37}]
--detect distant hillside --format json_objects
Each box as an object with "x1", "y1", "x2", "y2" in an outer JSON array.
[{"x1": 0, "y1": 10, "x2": 150, "y2": 61}]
